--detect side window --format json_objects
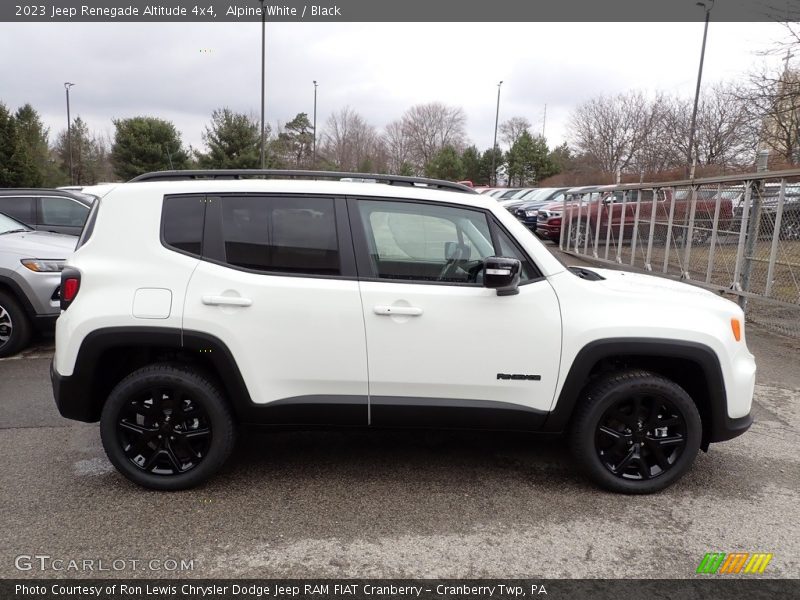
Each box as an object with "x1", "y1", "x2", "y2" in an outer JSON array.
[
  {"x1": 0, "y1": 197, "x2": 35, "y2": 224},
  {"x1": 356, "y1": 200, "x2": 495, "y2": 283},
  {"x1": 162, "y1": 195, "x2": 205, "y2": 256},
  {"x1": 493, "y1": 225, "x2": 536, "y2": 282},
  {"x1": 221, "y1": 196, "x2": 339, "y2": 276},
  {"x1": 40, "y1": 197, "x2": 89, "y2": 226}
]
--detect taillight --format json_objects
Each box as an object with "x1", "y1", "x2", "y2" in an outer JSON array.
[{"x1": 60, "y1": 267, "x2": 81, "y2": 310}]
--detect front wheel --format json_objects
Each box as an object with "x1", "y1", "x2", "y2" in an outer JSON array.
[
  {"x1": 569, "y1": 370, "x2": 701, "y2": 494},
  {"x1": 100, "y1": 364, "x2": 236, "y2": 490},
  {"x1": 0, "y1": 291, "x2": 32, "y2": 358},
  {"x1": 567, "y1": 219, "x2": 591, "y2": 249}
]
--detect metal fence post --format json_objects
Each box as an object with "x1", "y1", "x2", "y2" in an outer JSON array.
[
  {"x1": 616, "y1": 191, "x2": 627, "y2": 263},
  {"x1": 663, "y1": 188, "x2": 677, "y2": 274},
  {"x1": 682, "y1": 186, "x2": 698, "y2": 279},
  {"x1": 740, "y1": 177, "x2": 765, "y2": 310},
  {"x1": 705, "y1": 183, "x2": 722, "y2": 284},
  {"x1": 630, "y1": 189, "x2": 642, "y2": 266},
  {"x1": 765, "y1": 179, "x2": 787, "y2": 298}
]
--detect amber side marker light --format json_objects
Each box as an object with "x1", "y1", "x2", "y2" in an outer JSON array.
[{"x1": 731, "y1": 318, "x2": 742, "y2": 342}]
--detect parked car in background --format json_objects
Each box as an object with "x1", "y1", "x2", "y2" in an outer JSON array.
[
  {"x1": 536, "y1": 185, "x2": 734, "y2": 246},
  {"x1": 0, "y1": 189, "x2": 94, "y2": 236},
  {"x1": 505, "y1": 188, "x2": 570, "y2": 230},
  {"x1": 0, "y1": 212, "x2": 76, "y2": 356},
  {"x1": 730, "y1": 183, "x2": 800, "y2": 240}
]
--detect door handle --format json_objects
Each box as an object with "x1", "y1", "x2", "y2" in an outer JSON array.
[
  {"x1": 373, "y1": 305, "x2": 423, "y2": 316},
  {"x1": 202, "y1": 295, "x2": 253, "y2": 307}
]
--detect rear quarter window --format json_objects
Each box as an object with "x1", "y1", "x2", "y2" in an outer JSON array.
[{"x1": 162, "y1": 195, "x2": 206, "y2": 256}]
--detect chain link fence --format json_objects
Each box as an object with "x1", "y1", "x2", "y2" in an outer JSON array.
[{"x1": 554, "y1": 169, "x2": 800, "y2": 339}]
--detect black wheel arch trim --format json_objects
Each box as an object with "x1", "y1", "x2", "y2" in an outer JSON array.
[
  {"x1": 0, "y1": 274, "x2": 38, "y2": 319},
  {"x1": 541, "y1": 337, "x2": 752, "y2": 445}
]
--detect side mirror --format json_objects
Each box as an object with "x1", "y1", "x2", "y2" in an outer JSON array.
[{"x1": 483, "y1": 257, "x2": 521, "y2": 296}]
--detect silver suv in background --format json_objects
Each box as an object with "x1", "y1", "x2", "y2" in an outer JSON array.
[
  {"x1": 0, "y1": 188, "x2": 93, "y2": 236},
  {"x1": 0, "y1": 212, "x2": 76, "y2": 357}
]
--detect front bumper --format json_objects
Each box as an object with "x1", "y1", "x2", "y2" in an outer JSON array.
[{"x1": 708, "y1": 411, "x2": 753, "y2": 443}]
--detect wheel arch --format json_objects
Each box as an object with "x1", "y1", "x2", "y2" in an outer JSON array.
[
  {"x1": 0, "y1": 275, "x2": 37, "y2": 319},
  {"x1": 542, "y1": 338, "x2": 733, "y2": 447},
  {"x1": 52, "y1": 327, "x2": 252, "y2": 423}
]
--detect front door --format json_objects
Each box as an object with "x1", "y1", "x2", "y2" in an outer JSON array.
[{"x1": 349, "y1": 197, "x2": 562, "y2": 429}]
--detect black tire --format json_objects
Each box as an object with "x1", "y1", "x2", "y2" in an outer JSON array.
[
  {"x1": 0, "y1": 291, "x2": 32, "y2": 358},
  {"x1": 569, "y1": 370, "x2": 701, "y2": 494},
  {"x1": 100, "y1": 364, "x2": 236, "y2": 491}
]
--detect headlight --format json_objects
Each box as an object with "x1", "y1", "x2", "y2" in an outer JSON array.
[
  {"x1": 20, "y1": 259, "x2": 66, "y2": 272},
  {"x1": 525, "y1": 210, "x2": 538, "y2": 217}
]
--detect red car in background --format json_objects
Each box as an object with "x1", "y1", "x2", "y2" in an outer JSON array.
[{"x1": 536, "y1": 185, "x2": 735, "y2": 246}]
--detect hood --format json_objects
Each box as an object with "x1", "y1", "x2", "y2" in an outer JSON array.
[
  {"x1": 0, "y1": 230, "x2": 77, "y2": 257},
  {"x1": 589, "y1": 267, "x2": 723, "y2": 302}
]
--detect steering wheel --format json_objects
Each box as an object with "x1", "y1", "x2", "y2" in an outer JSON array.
[
  {"x1": 437, "y1": 244, "x2": 466, "y2": 281},
  {"x1": 437, "y1": 257, "x2": 459, "y2": 281}
]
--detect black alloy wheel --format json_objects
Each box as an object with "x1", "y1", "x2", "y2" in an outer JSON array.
[
  {"x1": 101, "y1": 364, "x2": 235, "y2": 490},
  {"x1": 570, "y1": 370, "x2": 701, "y2": 494},
  {"x1": 595, "y1": 394, "x2": 687, "y2": 481},
  {"x1": 117, "y1": 386, "x2": 212, "y2": 475}
]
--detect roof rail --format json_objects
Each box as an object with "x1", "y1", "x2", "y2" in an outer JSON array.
[{"x1": 128, "y1": 169, "x2": 477, "y2": 194}]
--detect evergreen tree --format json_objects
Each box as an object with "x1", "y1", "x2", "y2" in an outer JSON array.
[
  {"x1": 195, "y1": 108, "x2": 261, "y2": 169},
  {"x1": 111, "y1": 116, "x2": 188, "y2": 180}
]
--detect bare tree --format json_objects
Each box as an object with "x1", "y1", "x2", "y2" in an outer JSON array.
[
  {"x1": 383, "y1": 120, "x2": 412, "y2": 174},
  {"x1": 568, "y1": 91, "x2": 651, "y2": 176},
  {"x1": 741, "y1": 63, "x2": 800, "y2": 165},
  {"x1": 499, "y1": 116, "x2": 531, "y2": 148},
  {"x1": 320, "y1": 107, "x2": 379, "y2": 171},
  {"x1": 400, "y1": 102, "x2": 467, "y2": 171}
]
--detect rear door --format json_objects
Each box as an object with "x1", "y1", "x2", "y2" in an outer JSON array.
[{"x1": 181, "y1": 194, "x2": 369, "y2": 425}]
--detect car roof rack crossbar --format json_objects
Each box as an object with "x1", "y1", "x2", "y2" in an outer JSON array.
[{"x1": 129, "y1": 169, "x2": 477, "y2": 193}]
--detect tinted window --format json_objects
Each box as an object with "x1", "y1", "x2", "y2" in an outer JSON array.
[
  {"x1": 40, "y1": 196, "x2": 89, "y2": 226},
  {"x1": 221, "y1": 196, "x2": 339, "y2": 276},
  {"x1": 163, "y1": 195, "x2": 205, "y2": 256},
  {"x1": 357, "y1": 200, "x2": 495, "y2": 283},
  {"x1": 494, "y1": 225, "x2": 536, "y2": 282},
  {"x1": 0, "y1": 196, "x2": 35, "y2": 224}
]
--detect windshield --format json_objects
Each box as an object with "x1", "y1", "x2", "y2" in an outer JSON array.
[{"x1": 0, "y1": 212, "x2": 31, "y2": 234}]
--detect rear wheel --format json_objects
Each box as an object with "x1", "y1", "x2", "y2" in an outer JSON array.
[
  {"x1": 0, "y1": 291, "x2": 32, "y2": 358},
  {"x1": 100, "y1": 364, "x2": 236, "y2": 490},
  {"x1": 570, "y1": 370, "x2": 701, "y2": 494}
]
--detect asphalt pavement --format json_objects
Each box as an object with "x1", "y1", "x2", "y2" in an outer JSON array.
[{"x1": 1, "y1": 248, "x2": 798, "y2": 579}]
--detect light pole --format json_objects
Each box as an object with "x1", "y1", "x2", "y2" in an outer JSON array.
[
  {"x1": 687, "y1": 0, "x2": 714, "y2": 178},
  {"x1": 259, "y1": 1, "x2": 267, "y2": 168},
  {"x1": 64, "y1": 82, "x2": 75, "y2": 185},
  {"x1": 491, "y1": 80, "x2": 503, "y2": 186},
  {"x1": 312, "y1": 80, "x2": 318, "y2": 168}
]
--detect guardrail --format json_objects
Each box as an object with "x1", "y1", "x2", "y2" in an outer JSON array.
[{"x1": 555, "y1": 168, "x2": 800, "y2": 338}]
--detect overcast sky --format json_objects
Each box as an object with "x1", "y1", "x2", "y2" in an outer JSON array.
[{"x1": 0, "y1": 21, "x2": 790, "y2": 155}]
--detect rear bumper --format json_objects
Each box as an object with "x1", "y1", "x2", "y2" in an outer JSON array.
[
  {"x1": 709, "y1": 411, "x2": 753, "y2": 443},
  {"x1": 51, "y1": 359, "x2": 97, "y2": 422}
]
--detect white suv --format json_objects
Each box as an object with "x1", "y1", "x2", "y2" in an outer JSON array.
[{"x1": 51, "y1": 170, "x2": 756, "y2": 494}]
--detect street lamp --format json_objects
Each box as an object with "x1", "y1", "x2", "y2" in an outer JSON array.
[
  {"x1": 687, "y1": 0, "x2": 714, "y2": 178},
  {"x1": 492, "y1": 80, "x2": 503, "y2": 186},
  {"x1": 64, "y1": 82, "x2": 75, "y2": 185},
  {"x1": 258, "y1": 1, "x2": 267, "y2": 168},
  {"x1": 312, "y1": 80, "x2": 318, "y2": 168}
]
